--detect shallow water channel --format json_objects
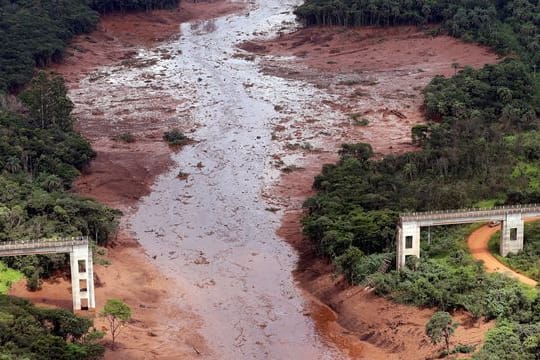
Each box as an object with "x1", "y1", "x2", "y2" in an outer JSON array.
[{"x1": 127, "y1": 1, "x2": 346, "y2": 358}]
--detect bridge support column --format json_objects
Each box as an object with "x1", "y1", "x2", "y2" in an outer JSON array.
[
  {"x1": 397, "y1": 222, "x2": 420, "y2": 270},
  {"x1": 500, "y1": 214, "x2": 524, "y2": 256},
  {"x1": 70, "y1": 244, "x2": 95, "y2": 311}
]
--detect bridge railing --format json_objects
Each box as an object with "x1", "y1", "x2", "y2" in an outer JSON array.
[
  {"x1": 400, "y1": 204, "x2": 540, "y2": 222},
  {"x1": 0, "y1": 236, "x2": 88, "y2": 252}
]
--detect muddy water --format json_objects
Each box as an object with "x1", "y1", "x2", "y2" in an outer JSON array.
[{"x1": 125, "y1": 1, "x2": 346, "y2": 358}]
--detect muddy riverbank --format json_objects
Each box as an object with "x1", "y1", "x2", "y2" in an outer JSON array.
[
  {"x1": 10, "y1": 2, "x2": 502, "y2": 359},
  {"x1": 11, "y1": 1, "x2": 247, "y2": 359},
  {"x1": 255, "y1": 25, "x2": 499, "y2": 358}
]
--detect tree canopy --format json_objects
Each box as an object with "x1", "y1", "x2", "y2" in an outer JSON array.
[
  {"x1": 0, "y1": 0, "x2": 181, "y2": 92},
  {"x1": 0, "y1": 295, "x2": 104, "y2": 359}
]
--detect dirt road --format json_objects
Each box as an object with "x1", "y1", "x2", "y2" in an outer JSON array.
[{"x1": 467, "y1": 224, "x2": 538, "y2": 286}]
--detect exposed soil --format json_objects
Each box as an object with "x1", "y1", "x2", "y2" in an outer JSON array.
[
  {"x1": 255, "y1": 25, "x2": 500, "y2": 358},
  {"x1": 60, "y1": 0, "x2": 246, "y2": 212},
  {"x1": 52, "y1": 0, "x2": 246, "y2": 84},
  {"x1": 243, "y1": 25, "x2": 498, "y2": 156},
  {"x1": 6, "y1": 5, "x2": 506, "y2": 359},
  {"x1": 10, "y1": 231, "x2": 207, "y2": 359},
  {"x1": 467, "y1": 223, "x2": 538, "y2": 287}
]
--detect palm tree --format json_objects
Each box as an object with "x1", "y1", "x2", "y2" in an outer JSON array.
[{"x1": 4, "y1": 156, "x2": 21, "y2": 173}]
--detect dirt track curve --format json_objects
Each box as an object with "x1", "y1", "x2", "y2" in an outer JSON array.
[{"x1": 467, "y1": 224, "x2": 538, "y2": 286}]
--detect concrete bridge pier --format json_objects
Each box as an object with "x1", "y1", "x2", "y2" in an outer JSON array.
[
  {"x1": 70, "y1": 244, "x2": 95, "y2": 311},
  {"x1": 397, "y1": 222, "x2": 420, "y2": 270},
  {"x1": 500, "y1": 214, "x2": 524, "y2": 256}
]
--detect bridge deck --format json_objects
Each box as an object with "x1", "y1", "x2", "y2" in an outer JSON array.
[
  {"x1": 0, "y1": 237, "x2": 88, "y2": 257},
  {"x1": 400, "y1": 204, "x2": 540, "y2": 226}
]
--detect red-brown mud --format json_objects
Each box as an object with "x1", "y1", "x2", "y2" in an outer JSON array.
[
  {"x1": 7, "y1": 6, "x2": 503, "y2": 359},
  {"x1": 53, "y1": 0, "x2": 245, "y2": 84},
  {"x1": 258, "y1": 26, "x2": 499, "y2": 358},
  {"x1": 10, "y1": 1, "x2": 244, "y2": 359},
  {"x1": 245, "y1": 26, "x2": 498, "y2": 155}
]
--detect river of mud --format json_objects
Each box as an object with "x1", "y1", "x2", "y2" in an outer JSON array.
[
  {"x1": 115, "y1": 1, "x2": 348, "y2": 358},
  {"x1": 43, "y1": 0, "x2": 500, "y2": 357}
]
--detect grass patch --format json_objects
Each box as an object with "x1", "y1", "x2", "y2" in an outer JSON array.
[
  {"x1": 473, "y1": 198, "x2": 504, "y2": 208},
  {"x1": 0, "y1": 262, "x2": 23, "y2": 294}
]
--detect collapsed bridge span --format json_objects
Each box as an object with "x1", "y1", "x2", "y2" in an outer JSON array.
[{"x1": 397, "y1": 204, "x2": 540, "y2": 269}]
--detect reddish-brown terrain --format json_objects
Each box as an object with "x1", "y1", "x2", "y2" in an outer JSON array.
[
  {"x1": 10, "y1": 1, "x2": 245, "y2": 359},
  {"x1": 259, "y1": 25, "x2": 500, "y2": 358},
  {"x1": 8, "y1": 5, "x2": 505, "y2": 360}
]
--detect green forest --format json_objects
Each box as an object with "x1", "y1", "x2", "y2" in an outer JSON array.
[
  {"x1": 0, "y1": 0, "x2": 180, "y2": 92},
  {"x1": 0, "y1": 0, "x2": 181, "y2": 358},
  {"x1": 0, "y1": 295, "x2": 104, "y2": 359},
  {"x1": 298, "y1": 0, "x2": 540, "y2": 358}
]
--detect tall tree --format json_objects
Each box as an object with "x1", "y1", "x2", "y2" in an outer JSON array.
[
  {"x1": 20, "y1": 71, "x2": 74, "y2": 130},
  {"x1": 100, "y1": 299, "x2": 132, "y2": 349},
  {"x1": 426, "y1": 311, "x2": 459, "y2": 353}
]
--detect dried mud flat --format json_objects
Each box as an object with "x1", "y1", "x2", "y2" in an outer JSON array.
[{"x1": 248, "y1": 26, "x2": 500, "y2": 358}]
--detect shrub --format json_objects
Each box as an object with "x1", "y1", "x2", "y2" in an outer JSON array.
[
  {"x1": 163, "y1": 129, "x2": 189, "y2": 146},
  {"x1": 113, "y1": 132, "x2": 135, "y2": 143}
]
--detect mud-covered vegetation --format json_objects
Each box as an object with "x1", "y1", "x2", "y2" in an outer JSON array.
[
  {"x1": 0, "y1": 0, "x2": 180, "y2": 92},
  {"x1": 300, "y1": 0, "x2": 540, "y2": 357}
]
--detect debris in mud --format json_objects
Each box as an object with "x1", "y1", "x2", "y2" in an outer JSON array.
[
  {"x1": 389, "y1": 109, "x2": 407, "y2": 119},
  {"x1": 120, "y1": 57, "x2": 159, "y2": 68},
  {"x1": 112, "y1": 132, "x2": 136, "y2": 143},
  {"x1": 238, "y1": 41, "x2": 267, "y2": 53},
  {"x1": 232, "y1": 52, "x2": 255, "y2": 61},
  {"x1": 281, "y1": 164, "x2": 304, "y2": 173},
  {"x1": 196, "y1": 279, "x2": 215, "y2": 288},
  {"x1": 194, "y1": 256, "x2": 210, "y2": 265},
  {"x1": 88, "y1": 71, "x2": 109, "y2": 82}
]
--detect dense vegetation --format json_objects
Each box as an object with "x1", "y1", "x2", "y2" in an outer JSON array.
[
  {"x1": 298, "y1": 0, "x2": 540, "y2": 357},
  {"x1": 0, "y1": 0, "x2": 180, "y2": 92},
  {"x1": 0, "y1": 71, "x2": 119, "y2": 289},
  {"x1": 295, "y1": 0, "x2": 540, "y2": 65},
  {"x1": 88, "y1": 0, "x2": 180, "y2": 13},
  {"x1": 0, "y1": 295, "x2": 104, "y2": 359}
]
